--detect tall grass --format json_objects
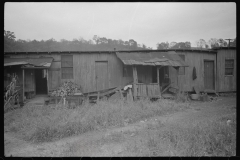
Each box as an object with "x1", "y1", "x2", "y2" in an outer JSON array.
[
  {"x1": 4, "y1": 99, "x2": 190, "y2": 143},
  {"x1": 144, "y1": 115, "x2": 236, "y2": 156}
]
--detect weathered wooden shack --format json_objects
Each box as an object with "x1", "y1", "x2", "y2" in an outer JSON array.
[
  {"x1": 4, "y1": 47, "x2": 236, "y2": 103},
  {"x1": 214, "y1": 47, "x2": 236, "y2": 92},
  {"x1": 166, "y1": 49, "x2": 217, "y2": 93},
  {"x1": 4, "y1": 50, "x2": 187, "y2": 102}
]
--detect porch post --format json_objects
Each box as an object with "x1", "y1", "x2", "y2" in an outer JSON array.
[
  {"x1": 177, "y1": 67, "x2": 179, "y2": 91},
  {"x1": 46, "y1": 69, "x2": 49, "y2": 95},
  {"x1": 22, "y1": 69, "x2": 25, "y2": 102},
  {"x1": 157, "y1": 66, "x2": 160, "y2": 95},
  {"x1": 132, "y1": 66, "x2": 138, "y2": 100}
]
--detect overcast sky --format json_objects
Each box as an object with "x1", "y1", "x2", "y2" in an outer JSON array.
[{"x1": 4, "y1": 2, "x2": 236, "y2": 49}]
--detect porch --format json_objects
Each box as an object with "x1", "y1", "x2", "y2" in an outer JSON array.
[{"x1": 116, "y1": 51, "x2": 188, "y2": 99}]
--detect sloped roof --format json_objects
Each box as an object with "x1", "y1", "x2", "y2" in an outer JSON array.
[
  {"x1": 4, "y1": 57, "x2": 53, "y2": 67},
  {"x1": 116, "y1": 51, "x2": 188, "y2": 67}
]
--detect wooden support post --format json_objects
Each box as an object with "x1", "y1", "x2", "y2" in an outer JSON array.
[
  {"x1": 177, "y1": 67, "x2": 179, "y2": 92},
  {"x1": 97, "y1": 91, "x2": 100, "y2": 102},
  {"x1": 22, "y1": 69, "x2": 25, "y2": 103},
  {"x1": 132, "y1": 66, "x2": 138, "y2": 100},
  {"x1": 157, "y1": 66, "x2": 161, "y2": 98},
  {"x1": 46, "y1": 69, "x2": 49, "y2": 95}
]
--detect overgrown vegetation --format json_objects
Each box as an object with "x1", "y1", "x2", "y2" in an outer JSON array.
[
  {"x1": 125, "y1": 115, "x2": 236, "y2": 156},
  {"x1": 4, "y1": 99, "x2": 189, "y2": 143}
]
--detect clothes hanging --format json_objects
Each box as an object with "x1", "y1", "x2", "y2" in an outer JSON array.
[{"x1": 193, "y1": 67, "x2": 197, "y2": 80}]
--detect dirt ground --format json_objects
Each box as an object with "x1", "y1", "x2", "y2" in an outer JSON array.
[{"x1": 4, "y1": 96, "x2": 236, "y2": 157}]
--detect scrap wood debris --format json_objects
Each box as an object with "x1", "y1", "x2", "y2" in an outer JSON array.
[{"x1": 50, "y1": 81, "x2": 82, "y2": 97}]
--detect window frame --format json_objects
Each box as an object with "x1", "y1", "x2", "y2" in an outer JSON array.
[
  {"x1": 61, "y1": 55, "x2": 74, "y2": 79},
  {"x1": 225, "y1": 58, "x2": 234, "y2": 76},
  {"x1": 178, "y1": 54, "x2": 185, "y2": 75}
]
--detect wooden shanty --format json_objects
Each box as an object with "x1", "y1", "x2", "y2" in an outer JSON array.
[
  {"x1": 116, "y1": 51, "x2": 188, "y2": 99},
  {"x1": 4, "y1": 47, "x2": 236, "y2": 104},
  {"x1": 214, "y1": 47, "x2": 236, "y2": 92}
]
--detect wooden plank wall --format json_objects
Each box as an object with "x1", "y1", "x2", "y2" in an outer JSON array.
[
  {"x1": 216, "y1": 49, "x2": 236, "y2": 92},
  {"x1": 73, "y1": 52, "x2": 133, "y2": 93},
  {"x1": 7, "y1": 53, "x2": 159, "y2": 93},
  {"x1": 169, "y1": 51, "x2": 216, "y2": 92},
  {"x1": 24, "y1": 69, "x2": 35, "y2": 92},
  {"x1": 8, "y1": 53, "x2": 134, "y2": 93}
]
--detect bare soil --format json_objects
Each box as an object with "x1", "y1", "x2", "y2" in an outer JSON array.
[{"x1": 4, "y1": 96, "x2": 236, "y2": 157}]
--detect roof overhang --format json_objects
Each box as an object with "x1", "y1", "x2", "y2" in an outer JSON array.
[
  {"x1": 4, "y1": 57, "x2": 53, "y2": 68},
  {"x1": 116, "y1": 51, "x2": 188, "y2": 67}
]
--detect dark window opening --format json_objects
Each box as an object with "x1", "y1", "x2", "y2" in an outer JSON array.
[
  {"x1": 225, "y1": 59, "x2": 234, "y2": 76},
  {"x1": 61, "y1": 55, "x2": 73, "y2": 79},
  {"x1": 178, "y1": 54, "x2": 185, "y2": 75},
  {"x1": 152, "y1": 67, "x2": 157, "y2": 83}
]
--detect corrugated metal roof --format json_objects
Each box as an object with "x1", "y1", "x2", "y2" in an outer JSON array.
[
  {"x1": 4, "y1": 57, "x2": 53, "y2": 67},
  {"x1": 116, "y1": 51, "x2": 188, "y2": 67}
]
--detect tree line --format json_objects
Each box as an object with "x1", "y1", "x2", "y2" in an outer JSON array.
[
  {"x1": 4, "y1": 30, "x2": 151, "y2": 52},
  {"x1": 156, "y1": 38, "x2": 236, "y2": 50},
  {"x1": 4, "y1": 30, "x2": 236, "y2": 52}
]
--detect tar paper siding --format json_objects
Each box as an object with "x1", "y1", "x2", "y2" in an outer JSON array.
[
  {"x1": 169, "y1": 51, "x2": 216, "y2": 92},
  {"x1": 216, "y1": 49, "x2": 236, "y2": 92}
]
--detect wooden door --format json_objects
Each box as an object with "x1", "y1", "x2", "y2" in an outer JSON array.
[
  {"x1": 95, "y1": 61, "x2": 108, "y2": 91},
  {"x1": 204, "y1": 61, "x2": 215, "y2": 90},
  {"x1": 48, "y1": 69, "x2": 61, "y2": 90}
]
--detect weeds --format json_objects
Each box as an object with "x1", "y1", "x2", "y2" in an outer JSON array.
[
  {"x1": 4, "y1": 98, "x2": 189, "y2": 143},
  {"x1": 144, "y1": 116, "x2": 236, "y2": 156}
]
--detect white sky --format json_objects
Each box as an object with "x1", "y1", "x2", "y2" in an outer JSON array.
[{"x1": 4, "y1": 2, "x2": 236, "y2": 49}]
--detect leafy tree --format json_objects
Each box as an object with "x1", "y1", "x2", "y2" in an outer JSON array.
[
  {"x1": 230, "y1": 38, "x2": 236, "y2": 47},
  {"x1": 93, "y1": 35, "x2": 100, "y2": 45},
  {"x1": 208, "y1": 38, "x2": 219, "y2": 48},
  {"x1": 185, "y1": 41, "x2": 191, "y2": 48},
  {"x1": 142, "y1": 44, "x2": 147, "y2": 49},
  {"x1": 169, "y1": 42, "x2": 177, "y2": 48},
  {"x1": 157, "y1": 42, "x2": 169, "y2": 49},
  {"x1": 196, "y1": 39, "x2": 207, "y2": 48},
  {"x1": 4, "y1": 30, "x2": 16, "y2": 51},
  {"x1": 218, "y1": 38, "x2": 228, "y2": 47}
]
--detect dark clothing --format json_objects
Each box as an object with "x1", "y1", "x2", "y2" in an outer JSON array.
[
  {"x1": 193, "y1": 67, "x2": 197, "y2": 80},
  {"x1": 163, "y1": 77, "x2": 170, "y2": 84}
]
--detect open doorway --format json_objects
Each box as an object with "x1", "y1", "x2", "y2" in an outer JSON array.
[
  {"x1": 35, "y1": 69, "x2": 48, "y2": 95},
  {"x1": 159, "y1": 66, "x2": 169, "y2": 87},
  {"x1": 152, "y1": 66, "x2": 170, "y2": 85}
]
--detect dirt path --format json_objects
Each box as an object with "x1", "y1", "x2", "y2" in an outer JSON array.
[{"x1": 4, "y1": 97, "x2": 236, "y2": 157}]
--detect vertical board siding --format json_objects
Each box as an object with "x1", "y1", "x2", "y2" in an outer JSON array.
[
  {"x1": 24, "y1": 69, "x2": 35, "y2": 92},
  {"x1": 169, "y1": 51, "x2": 216, "y2": 92},
  {"x1": 217, "y1": 49, "x2": 236, "y2": 92},
  {"x1": 204, "y1": 61, "x2": 215, "y2": 90},
  {"x1": 95, "y1": 61, "x2": 108, "y2": 90},
  {"x1": 9, "y1": 50, "x2": 230, "y2": 94}
]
